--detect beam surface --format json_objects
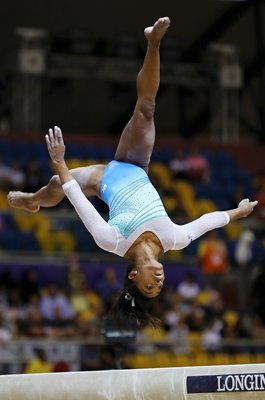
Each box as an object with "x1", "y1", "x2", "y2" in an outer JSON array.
[{"x1": 0, "y1": 363, "x2": 264, "y2": 399}]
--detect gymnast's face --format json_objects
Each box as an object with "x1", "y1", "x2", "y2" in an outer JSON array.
[{"x1": 128, "y1": 262, "x2": 165, "y2": 298}]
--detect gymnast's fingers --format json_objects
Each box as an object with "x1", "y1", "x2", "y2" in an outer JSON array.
[
  {"x1": 48, "y1": 128, "x2": 55, "y2": 146},
  {"x1": 45, "y1": 133, "x2": 51, "y2": 149},
  {"x1": 52, "y1": 126, "x2": 59, "y2": 146},
  {"x1": 54, "y1": 126, "x2": 64, "y2": 146}
]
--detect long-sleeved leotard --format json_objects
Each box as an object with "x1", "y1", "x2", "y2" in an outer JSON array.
[{"x1": 63, "y1": 161, "x2": 229, "y2": 257}]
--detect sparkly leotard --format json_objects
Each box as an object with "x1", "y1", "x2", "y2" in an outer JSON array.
[
  {"x1": 99, "y1": 161, "x2": 167, "y2": 238},
  {"x1": 63, "y1": 161, "x2": 230, "y2": 257}
]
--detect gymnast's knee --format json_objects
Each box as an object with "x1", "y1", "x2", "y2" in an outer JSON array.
[
  {"x1": 49, "y1": 174, "x2": 62, "y2": 190},
  {"x1": 137, "y1": 97, "x2": 156, "y2": 120}
]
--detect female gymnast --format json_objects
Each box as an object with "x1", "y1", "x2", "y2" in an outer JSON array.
[{"x1": 8, "y1": 17, "x2": 257, "y2": 328}]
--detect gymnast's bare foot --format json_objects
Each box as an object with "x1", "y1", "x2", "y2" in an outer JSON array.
[
  {"x1": 144, "y1": 17, "x2": 171, "y2": 43},
  {"x1": 8, "y1": 191, "x2": 40, "y2": 213}
]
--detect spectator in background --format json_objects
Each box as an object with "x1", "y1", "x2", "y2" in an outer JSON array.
[
  {"x1": 23, "y1": 294, "x2": 44, "y2": 337},
  {"x1": 202, "y1": 319, "x2": 222, "y2": 353},
  {"x1": 0, "y1": 155, "x2": 25, "y2": 190},
  {"x1": 185, "y1": 147, "x2": 210, "y2": 183},
  {"x1": 232, "y1": 229, "x2": 264, "y2": 309},
  {"x1": 166, "y1": 313, "x2": 190, "y2": 354},
  {"x1": 234, "y1": 229, "x2": 255, "y2": 269},
  {"x1": 24, "y1": 348, "x2": 53, "y2": 374},
  {"x1": 95, "y1": 267, "x2": 122, "y2": 310},
  {"x1": 177, "y1": 273, "x2": 201, "y2": 306},
  {"x1": 169, "y1": 150, "x2": 189, "y2": 180},
  {"x1": 66, "y1": 253, "x2": 104, "y2": 323},
  {"x1": 0, "y1": 156, "x2": 26, "y2": 190},
  {"x1": 40, "y1": 284, "x2": 74, "y2": 336},
  {"x1": 197, "y1": 230, "x2": 228, "y2": 290},
  {"x1": 40, "y1": 284, "x2": 74, "y2": 321},
  {"x1": 8, "y1": 159, "x2": 26, "y2": 190},
  {"x1": 221, "y1": 311, "x2": 251, "y2": 354},
  {"x1": 70, "y1": 285, "x2": 103, "y2": 325}
]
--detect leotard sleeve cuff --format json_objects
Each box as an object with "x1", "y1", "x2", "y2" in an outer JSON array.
[
  {"x1": 222, "y1": 211, "x2": 230, "y2": 224},
  {"x1": 62, "y1": 179, "x2": 78, "y2": 191}
]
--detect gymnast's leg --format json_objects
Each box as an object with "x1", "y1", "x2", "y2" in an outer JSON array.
[
  {"x1": 8, "y1": 164, "x2": 105, "y2": 212},
  {"x1": 114, "y1": 17, "x2": 170, "y2": 172},
  {"x1": 8, "y1": 17, "x2": 170, "y2": 212}
]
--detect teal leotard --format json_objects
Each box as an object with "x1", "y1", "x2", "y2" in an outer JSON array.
[{"x1": 99, "y1": 160, "x2": 167, "y2": 238}]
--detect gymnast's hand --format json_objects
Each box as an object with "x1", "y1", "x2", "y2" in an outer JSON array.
[
  {"x1": 45, "y1": 126, "x2": 66, "y2": 164},
  {"x1": 238, "y1": 198, "x2": 258, "y2": 217},
  {"x1": 226, "y1": 198, "x2": 258, "y2": 221}
]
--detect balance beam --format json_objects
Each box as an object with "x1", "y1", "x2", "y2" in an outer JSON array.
[{"x1": 0, "y1": 363, "x2": 265, "y2": 399}]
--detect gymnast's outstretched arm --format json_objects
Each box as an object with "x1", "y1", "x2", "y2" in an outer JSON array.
[{"x1": 174, "y1": 199, "x2": 258, "y2": 247}]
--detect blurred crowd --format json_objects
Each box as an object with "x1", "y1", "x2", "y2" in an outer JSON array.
[{"x1": 0, "y1": 253, "x2": 265, "y2": 359}]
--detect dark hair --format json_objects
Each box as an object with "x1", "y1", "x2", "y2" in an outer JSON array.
[{"x1": 108, "y1": 265, "x2": 160, "y2": 329}]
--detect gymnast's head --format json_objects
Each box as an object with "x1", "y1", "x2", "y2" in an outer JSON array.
[
  {"x1": 127, "y1": 260, "x2": 164, "y2": 298},
  {"x1": 109, "y1": 263, "x2": 164, "y2": 328}
]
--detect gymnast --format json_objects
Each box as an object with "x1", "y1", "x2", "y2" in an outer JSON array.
[{"x1": 8, "y1": 17, "x2": 257, "y2": 328}]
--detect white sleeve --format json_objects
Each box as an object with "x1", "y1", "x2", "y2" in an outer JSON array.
[
  {"x1": 171, "y1": 211, "x2": 230, "y2": 250},
  {"x1": 180, "y1": 211, "x2": 230, "y2": 242},
  {"x1": 63, "y1": 180, "x2": 118, "y2": 253}
]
